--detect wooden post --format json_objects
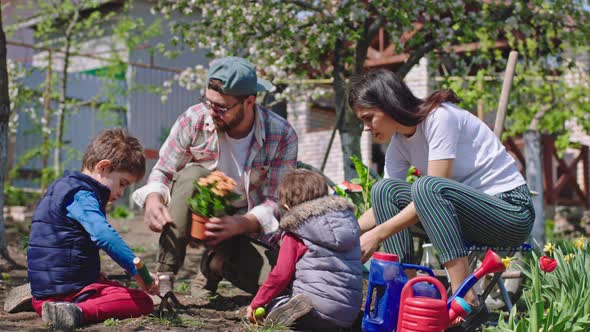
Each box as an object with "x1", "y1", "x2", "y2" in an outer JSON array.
[
  {"x1": 494, "y1": 51, "x2": 518, "y2": 139},
  {"x1": 542, "y1": 135, "x2": 555, "y2": 205},
  {"x1": 582, "y1": 146, "x2": 589, "y2": 207},
  {"x1": 477, "y1": 79, "x2": 484, "y2": 120},
  {"x1": 379, "y1": 28, "x2": 384, "y2": 53}
]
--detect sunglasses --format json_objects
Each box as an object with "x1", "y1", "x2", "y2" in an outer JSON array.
[{"x1": 199, "y1": 96, "x2": 242, "y2": 115}]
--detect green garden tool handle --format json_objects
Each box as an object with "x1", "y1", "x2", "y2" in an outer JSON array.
[{"x1": 133, "y1": 257, "x2": 153, "y2": 286}]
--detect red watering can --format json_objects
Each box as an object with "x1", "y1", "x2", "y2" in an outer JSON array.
[{"x1": 397, "y1": 249, "x2": 505, "y2": 332}]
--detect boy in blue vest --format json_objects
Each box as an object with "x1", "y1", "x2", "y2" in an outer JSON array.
[{"x1": 27, "y1": 129, "x2": 159, "y2": 330}]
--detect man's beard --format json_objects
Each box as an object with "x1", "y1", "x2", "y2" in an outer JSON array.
[{"x1": 215, "y1": 106, "x2": 245, "y2": 132}]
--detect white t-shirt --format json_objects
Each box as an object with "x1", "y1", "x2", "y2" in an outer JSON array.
[
  {"x1": 217, "y1": 128, "x2": 255, "y2": 209},
  {"x1": 384, "y1": 102, "x2": 525, "y2": 195}
]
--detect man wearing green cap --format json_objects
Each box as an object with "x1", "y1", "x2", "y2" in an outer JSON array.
[{"x1": 132, "y1": 56, "x2": 298, "y2": 297}]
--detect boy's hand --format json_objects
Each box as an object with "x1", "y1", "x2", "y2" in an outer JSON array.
[
  {"x1": 134, "y1": 273, "x2": 160, "y2": 296},
  {"x1": 144, "y1": 193, "x2": 174, "y2": 232}
]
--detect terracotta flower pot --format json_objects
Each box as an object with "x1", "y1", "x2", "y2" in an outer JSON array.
[{"x1": 190, "y1": 213, "x2": 210, "y2": 240}]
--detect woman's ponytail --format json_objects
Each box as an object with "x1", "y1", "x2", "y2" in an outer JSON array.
[{"x1": 416, "y1": 89, "x2": 460, "y2": 119}]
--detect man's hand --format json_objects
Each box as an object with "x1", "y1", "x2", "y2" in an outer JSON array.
[
  {"x1": 360, "y1": 227, "x2": 383, "y2": 263},
  {"x1": 204, "y1": 214, "x2": 260, "y2": 247},
  {"x1": 144, "y1": 193, "x2": 174, "y2": 232}
]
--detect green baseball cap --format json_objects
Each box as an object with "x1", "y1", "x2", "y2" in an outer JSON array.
[{"x1": 207, "y1": 56, "x2": 273, "y2": 96}]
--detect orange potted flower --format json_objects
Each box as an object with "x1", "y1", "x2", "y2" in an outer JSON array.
[{"x1": 186, "y1": 171, "x2": 241, "y2": 240}]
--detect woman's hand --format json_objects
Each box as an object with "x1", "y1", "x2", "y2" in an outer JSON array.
[
  {"x1": 358, "y1": 208, "x2": 376, "y2": 234},
  {"x1": 360, "y1": 227, "x2": 383, "y2": 263}
]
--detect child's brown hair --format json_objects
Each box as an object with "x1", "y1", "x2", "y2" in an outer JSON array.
[
  {"x1": 278, "y1": 169, "x2": 329, "y2": 209},
  {"x1": 82, "y1": 128, "x2": 146, "y2": 179}
]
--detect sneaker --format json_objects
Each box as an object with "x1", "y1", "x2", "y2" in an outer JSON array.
[
  {"x1": 190, "y1": 272, "x2": 220, "y2": 298},
  {"x1": 4, "y1": 283, "x2": 33, "y2": 313},
  {"x1": 447, "y1": 301, "x2": 490, "y2": 332},
  {"x1": 41, "y1": 302, "x2": 83, "y2": 331},
  {"x1": 264, "y1": 294, "x2": 313, "y2": 328}
]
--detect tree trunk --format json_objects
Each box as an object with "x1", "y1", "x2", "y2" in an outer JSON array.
[
  {"x1": 0, "y1": 6, "x2": 17, "y2": 269},
  {"x1": 54, "y1": 9, "x2": 79, "y2": 175},
  {"x1": 524, "y1": 130, "x2": 545, "y2": 248},
  {"x1": 41, "y1": 50, "x2": 52, "y2": 193},
  {"x1": 54, "y1": 45, "x2": 70, "y2": 175},
  {"x1": 333, "y1": 37, "x2": 363, "y2": 180}
]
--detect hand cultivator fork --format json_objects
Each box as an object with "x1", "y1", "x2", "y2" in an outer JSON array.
[
  {"x1": 133, "y1": 257, "x2": 182, "y2": 316},
  {"x1": 157, "y1": 290, "x2": 182, "y2": 316}
]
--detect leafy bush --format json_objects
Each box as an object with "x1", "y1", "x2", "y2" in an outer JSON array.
[
  {"x1": 4, "y1": 185, "x2": 37, "y2": 206},
  {"x1": 186, "y1": 171, "x2": 241, "y2": 217},
  {"x1": 334, "y1": 155, "x2": 378, "y2": 218},
  {"x1": 334, "y1": 156, "x2": 422, "y2": 219}
]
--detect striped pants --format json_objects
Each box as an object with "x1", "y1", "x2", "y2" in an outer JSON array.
[{"x1": 371, "y1": 176, "x2": 534, "y2": 263}]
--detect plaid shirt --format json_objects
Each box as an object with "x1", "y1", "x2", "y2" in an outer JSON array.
[{"x1": 132, "y1": 103, "x2": 298, "y2": 247}]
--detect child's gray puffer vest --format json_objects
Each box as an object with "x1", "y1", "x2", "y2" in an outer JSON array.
[{"x1": 280, "y1": 195, "x2": 363, "y2": 327}]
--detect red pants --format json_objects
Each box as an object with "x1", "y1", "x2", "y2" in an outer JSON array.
[{"x1": 32, "y1": 280, "x2": 153, "y2": 323}]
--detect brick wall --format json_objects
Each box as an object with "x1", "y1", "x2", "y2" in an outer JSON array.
[
  {"x1": 288, "y1": 101, "x2": 372, "y2": 184},
  {"x1": 404, "y1": 57, "x2": 431, "y2": 99}
]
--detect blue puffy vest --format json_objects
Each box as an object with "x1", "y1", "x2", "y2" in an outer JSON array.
[{"x1": 27, "y1": 170, "x2": 111, "y2": 298}]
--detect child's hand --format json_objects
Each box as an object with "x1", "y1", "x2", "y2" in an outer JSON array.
[
  {"x1": 134, "y1": 273, "x2": 160, "y2": 296},
  {"x1": 146, "y1": 273, "x2": 160, "y2": 295},
  {"x1": 246, "y1": 306, "x2": 254, "y2": 323}
]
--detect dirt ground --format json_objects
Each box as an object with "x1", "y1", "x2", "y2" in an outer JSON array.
[
  {"x1": 0, "y1": 210, "x2": 504, "y2": 332},
  {"x1": 0, "y1": 213, "x2": 309, "y2": 332}
]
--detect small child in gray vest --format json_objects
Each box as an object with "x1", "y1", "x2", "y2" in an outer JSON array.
[{"x1": 247, "y1": 169, "x2": 363, "y2": 330}]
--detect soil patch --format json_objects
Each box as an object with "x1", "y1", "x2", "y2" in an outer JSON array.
[{"x1": 0, "y1": 213, "x2": 363, "y2": 331}]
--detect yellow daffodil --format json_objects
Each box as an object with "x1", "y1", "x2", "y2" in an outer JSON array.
[
  {"x1": 565, "y1": 253, "x2": 575, "y2": 263},
  {"x1": 573, "y1": 237, "x2": 587, "y2": 250},
  {"x1": 543, "y1": 242, "x2": 556, "y2": 256},
  {"x1": 502, "y1": 256, "x2": 516, "y2": 269}
]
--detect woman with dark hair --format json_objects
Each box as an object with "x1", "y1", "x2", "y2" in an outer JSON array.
[{"x1": 349, "y1": 69, "x2": 534, "y2": 317}]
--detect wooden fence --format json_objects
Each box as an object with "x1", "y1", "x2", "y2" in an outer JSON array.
[{"x1": 504, "y1": 135, "x2": 590, "y2": 207}]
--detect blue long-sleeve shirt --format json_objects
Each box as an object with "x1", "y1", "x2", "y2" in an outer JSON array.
[{"x1": 66, "y1": 190, "x2": 138, "y2": 276}]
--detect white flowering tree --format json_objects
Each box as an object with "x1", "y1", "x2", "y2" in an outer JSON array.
[{"x1": 155, "y1": 1, "x2": 589, "y2": 180}]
